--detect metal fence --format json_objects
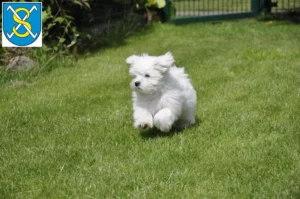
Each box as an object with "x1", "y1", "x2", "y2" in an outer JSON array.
[
  {"x1": 166, "y1": 0, "x2": 300, "y2": 24},
  {"x1": 174, "y1": 0, "x2": 252, "y2": 16},
  {"x1": 268, "y1": 0, "x2": 300, "y2": 13}
]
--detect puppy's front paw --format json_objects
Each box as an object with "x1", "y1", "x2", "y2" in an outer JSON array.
[
  {"x1": 134, "y1": 119, "x2": 153, "y2": 131},
  {"x1": 154, "y1": 112, "x2": 173, "y2": 133}
]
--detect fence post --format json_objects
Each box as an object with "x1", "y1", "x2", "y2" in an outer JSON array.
[
  {"x1": 163, "y1": 0, "x2": 170, "y2": 21},
  {"x1": 251, "y1": 0, "x2": 261, "y2": 15}
]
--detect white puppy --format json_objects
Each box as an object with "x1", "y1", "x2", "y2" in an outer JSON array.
[{"x1": 126, "y1": 52, "x2": 197, "y2": 132}]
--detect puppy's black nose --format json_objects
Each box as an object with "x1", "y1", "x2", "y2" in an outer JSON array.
[{"x1": 135, "y1": 81, "x2": 140, "y2": 87}]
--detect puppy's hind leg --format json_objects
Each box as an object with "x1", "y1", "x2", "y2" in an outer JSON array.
[
  {"x1": 175, "y1": 115, "x2": 195, "y2": 130},
  {"x1": 154, "y1": 108, "x2": 178, "y2": 133},
  {"x1": 176, "y1": 105, "x2": 196, "y2": 129}
]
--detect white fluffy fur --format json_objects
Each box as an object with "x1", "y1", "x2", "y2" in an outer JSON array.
[{"x1": 126, "y1": 52, "x2": 197, "y2": 132}]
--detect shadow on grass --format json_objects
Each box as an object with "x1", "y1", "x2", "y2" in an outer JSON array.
[{"x1": 140, "y1": 117, "x2": 201, "y2": 139}]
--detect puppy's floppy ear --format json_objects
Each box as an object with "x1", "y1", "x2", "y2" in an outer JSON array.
[
  {"x1": 155, "y1": 52, "x2": 175, "y2": 72},
  {"x1": 126, "y1": 55, "x2": 139, "y2": 65}
]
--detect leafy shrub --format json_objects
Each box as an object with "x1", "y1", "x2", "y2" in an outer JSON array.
[
  {"x1": 0, "y1": 0, "x2": 141, "y2": 63},
  {"x1": 43, "y1": 0, "x2": 143, "y2": 52},
  {"x1": 42, "y1": 0, "x2": 92, "y2": 53}
]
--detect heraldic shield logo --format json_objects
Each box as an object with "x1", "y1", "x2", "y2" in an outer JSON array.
[{"x1": 2, "y1": 2, "x2": 42, "y2": 47}]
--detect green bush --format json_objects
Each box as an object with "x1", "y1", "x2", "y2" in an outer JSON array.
[
  {"x1": 42, "y1": 0, "x2": 92, "y2": 52},
  {"x1": 0, "y1": 0, "x2": 142, "y2": 66},
  {"x1": 42, "y1": 0, "x2": 146, "y2": 53}
]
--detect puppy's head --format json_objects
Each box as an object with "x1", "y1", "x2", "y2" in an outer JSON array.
[{"x1": 126, "y1": 52, "x2": 174, "y2": 95}]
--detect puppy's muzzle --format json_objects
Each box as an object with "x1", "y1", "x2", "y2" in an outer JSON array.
[{"x1": 135, "y1": 81, "x2": 140, "y2": 87}]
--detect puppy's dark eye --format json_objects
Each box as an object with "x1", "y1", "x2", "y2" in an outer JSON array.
[{"x1": 145, "y1": 74, "x2": 150, "y2": 78}]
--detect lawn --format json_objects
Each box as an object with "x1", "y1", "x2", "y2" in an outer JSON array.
[{"x1": 1, "y1": 19, "x2": 300, "y2": 198}]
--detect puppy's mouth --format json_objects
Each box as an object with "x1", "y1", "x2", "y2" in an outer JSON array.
[
  {"x1": 134, "y1": 86, "x2": 143, "y2": 91},
  {"x1": 131, "y1": 84, "x2": 142, "y2": 92},
  {"x1": 134, "y1": 87, "x2": 156, "y2": 95}
]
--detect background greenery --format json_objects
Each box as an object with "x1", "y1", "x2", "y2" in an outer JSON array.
[
  {"x1": 0, "y1": 20, "x2": 299, "y2": 198},
  {"x1": 0, "y1": 0, "x2": 142, "y2": 60}
]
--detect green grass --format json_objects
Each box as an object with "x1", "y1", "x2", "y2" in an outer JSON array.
[{"x1": 1, "y1": 19, "x2": 300, "y2": 198}]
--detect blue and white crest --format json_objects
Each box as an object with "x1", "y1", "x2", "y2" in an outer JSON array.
[{"x1": 2, "y1": 2, "x2": 42, "y2": 47}]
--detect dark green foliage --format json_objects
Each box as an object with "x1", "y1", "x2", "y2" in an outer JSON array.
[
  {"x1": 0, "y1": 0, "x2": 141, "y2": 54},
  {"x1": 42, "y1": 0, "x2": 142, "y2": 53},
  {"x1": 0, "y1": 0, "x2": 142, "y2": 72},
  {"x1": 42, "y1": 0, "x2": 92, "y2": 52}
]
